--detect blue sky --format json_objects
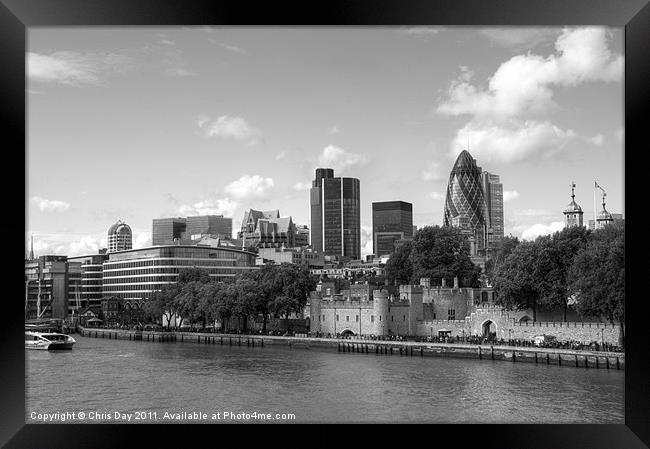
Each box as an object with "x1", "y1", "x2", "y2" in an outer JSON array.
[{"x1": 26, "y1": 26, "x2": 624, "y2": 257}]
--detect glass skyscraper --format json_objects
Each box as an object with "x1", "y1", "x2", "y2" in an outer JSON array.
[
  {"x1": 443, "y1": 150, "x2": 490, "y2": 253},
  {"x1": 310, "y1": 168, "x2": 361, "y2": 259},
  {"x1": 372, "y1": 201, "x2": 413, "y2": 256},
  {"x1": 480, "y1": 172, "x2": 504, "y2": 249}
]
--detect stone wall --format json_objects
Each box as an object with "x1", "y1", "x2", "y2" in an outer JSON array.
[{"x1": 510, "y1": 321, "x2": 620, "y2": 344}]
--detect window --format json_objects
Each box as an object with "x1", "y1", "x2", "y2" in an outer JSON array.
[
  {"x1": 346, "y1": 316, "x2": 349, "y2": 322},
  {"x1": 336, "y1": 315, "x2": 339, "y2": 321},
  {"x1": 448, "y1": 309, "x2": 456, "y2": 320},
  {"x1": 356, "y1": 315, "x2": 359, "y2": 322},
  {"x1": 403, "y1": 315, "x2": 406, "y2": 321},
  {"x1": 391, "y1": 316, "x2": 394, "y2": 322},
  {"x1": 371, "y1": 315, "x2": 375, "y2": 323}
]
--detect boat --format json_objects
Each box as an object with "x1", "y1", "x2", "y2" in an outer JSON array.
[{"x1": 25, "y1": 330, "x2": 76, "y2": 350}]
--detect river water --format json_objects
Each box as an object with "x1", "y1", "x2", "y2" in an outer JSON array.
[{"x1": 25, "y1": 335, "x2": 624, "y2": 424}]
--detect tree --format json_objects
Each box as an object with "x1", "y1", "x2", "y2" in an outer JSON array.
[
  {"x1": 271, "y1": 263, "x2": 317, "y2": 332},
  {"x1": 535, "y1": 226, "x2": 591, "y2": 321},
  {"x1": 408, "y1": 226, "x2": 480, "y2": 287},
  {"x1": 492, "y1": 240, "x2": 542, "y2": 321},
  {"x1": 484, "y1": 235, "x2": 520, "y2": 284},
  {"x1": 385, "y1": 240, "x2": 412, "y2": 286},
  {"x1": 177, "y1": 267, "x2": 211, "y2": 284},
  {"x1": 233, "y1": 276, "x2": 259, "y2": 332},
  {"x1": 568, "y1": 221, "x2": 624, "y2": 345},
  {"x1": 143, "y1": 283, "x2": 180, "y2": 329}
]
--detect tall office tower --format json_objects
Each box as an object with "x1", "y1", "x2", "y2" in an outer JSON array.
[
  {"x1": 107, "y1": 220, "x2": 133, "y2": 253},
  {"x1": 480, "y1": 171, "x2": 504, "y2": 251},
  {"x1": 443, "y1": 150, "x2": 488, "y2": 253},
  {"x1": 152, "y1": 217, "x2": 187, "y2": 245},
  {"x1": 186, "y1": 215, "x2": 232, "y2": 239},
  {"x1": 372, "y1": 201, "x2": 413, "y2": 256},
  {"x1": 563, "y1": 182, "x2": 584, "y2": 228},
  {"x1": 310, "y1": 168, "x2": 361, "y2": 259}
]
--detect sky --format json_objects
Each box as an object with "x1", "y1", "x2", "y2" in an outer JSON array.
[{"x1": 26, "y1": 26, "x2": 624, "y2": 258}]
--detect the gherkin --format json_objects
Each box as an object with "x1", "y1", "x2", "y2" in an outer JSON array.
[{"x1": 443, "y1": 150, "x2": 488, "y2": 250}]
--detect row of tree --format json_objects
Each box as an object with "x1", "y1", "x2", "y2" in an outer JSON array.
[
  {"x1": 142, "y1": 263, "x2": 316, "y2": 332},
  {"x1": 491, "y1": 222, "x2": 624, "y2": 340},
  {"x1": 385, "y1": 225, "x2": 482, "y2": 288}
]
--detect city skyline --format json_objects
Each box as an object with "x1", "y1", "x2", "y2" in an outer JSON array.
[{"x1": 26, "y1": 26, "x2": 624, "y2": 257}]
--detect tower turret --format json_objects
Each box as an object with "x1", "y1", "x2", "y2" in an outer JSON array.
[
  {"x1": 563, "y1": 182, "x2": 584, "y2": 228},
  {"x1": 373, "y1": 289, "x2": 389, "y2": 336}
]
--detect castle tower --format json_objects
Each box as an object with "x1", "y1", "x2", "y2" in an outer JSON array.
[
  {"x1": 373, "y1": 289, "x2": 389, "y2": 336},
  {"x1": 595, "y1": 191, "x2": 614, "y2": 229},
  {"x1": 563, "y1": 182, "x2": 584, "y2": 228},
  {"x1": 404, "y1": 285, "x2": 424, "y2": 336},
  {"x1": 309, "y1": 291, "x2": 322, "y2": 334}
]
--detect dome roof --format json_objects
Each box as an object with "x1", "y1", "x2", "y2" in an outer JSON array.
[
  {"x1": 108, "y1": 220, "x2": 132, "y2": 235},
  {"x1": 597, "y1": 205, "x2": 613, "y2": 221},
  {"x1": 563, "y1": 200, "x2": 582, "y2": 214}
]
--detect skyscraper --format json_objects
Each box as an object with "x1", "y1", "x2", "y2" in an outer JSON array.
[
  {"x1": 444, "y1": 150, "x2": 489, "y2": 253},
  {"x1": 480, "y1": 172, "x2": 504, "y2": 250},
  {"x1": 107, "y1": 220, "x2": 133, "y2": 253},
  {"x1": 372, "y1": 201, "x2": 413, "y2": 256},
  {"x1": 152, "y1": 215, "x2": 233, "y2": 245},
  {"x1": 152, "y1": 217, "x2": 187, "y2": 245},
  {"x1": 310, "y1": 168, "x2": 361, "y2": 259}
]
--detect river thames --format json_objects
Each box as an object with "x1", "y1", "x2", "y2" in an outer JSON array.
[{"x1": 25, "y1": 335, "x2": 624, "y2": 424}]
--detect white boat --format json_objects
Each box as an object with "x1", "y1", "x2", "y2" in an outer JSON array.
[{"x1": 25, "y1": 331, "x2": 76, "y2": 350}]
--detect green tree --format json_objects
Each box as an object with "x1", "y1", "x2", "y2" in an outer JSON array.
[
  {"x1": 272, "y1": 263, "x2": 317, "y2": 332},
  {"x1": 484, "y1": 235, "x2": 520, "y2": 284},
  {"x1": 535, "y1": 226, "x2": 591, "y2": 321},
  {"x1": 568, "y1": 221, "x2": 624, "y2": 345},
  {"x1": 492, "y1": 240, "x2": 542, "y2": 321},
  {"x1": 143, "y1": 283, "x2": 181, "y2": 329},
  {"x1": 408, "y1": 226, "x2": 480, "y2": 287},
  {"x1": 385, "y1": 240, "x2": 412, "y2": 286}
]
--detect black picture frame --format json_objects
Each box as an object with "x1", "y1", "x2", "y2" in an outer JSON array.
[{"x1": 1, "y1": 0, "x2": 648, "y2": 447}]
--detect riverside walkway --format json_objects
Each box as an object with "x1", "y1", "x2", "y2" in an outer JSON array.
[{"x1": 77, "y1": 326, "x2": 624, "y2": 370}]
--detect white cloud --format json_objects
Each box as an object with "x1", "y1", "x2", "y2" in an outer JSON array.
[
  {"x1": 292, "y1": 182, "x2": 311, "y2": 191},
  {"x1": 178, "y1": 198, "x2": 239, "y2": 218},
  {"x1": 588, "y1": 134, "x2": 604, "y2": 145},
  {"x1": 31, "y1": 196, "x2": 71, "y2": 213},
  {"x1": 428, "y1": 191, "x2": 444, "y2": 201},
  {"x1": 28, "y1": 51, "x2": 133, "y2": 87},
  {"x1": 438, "y1": 28, "x2": 623, "y2": 121},
  {"x1": 133, "y1": 232, "x2": 152, "y2": 249},
  {"x1": 479, "y1": 28, "x2": 559, "y2": 50},
  {"x1": 503, "y1": 190, "x2": 520, "y2": 202},
  {"x1": 28, "y1": 233, "x2": 106, "y2": 257},
  {"x1": 450, "y1": 120, "x2": 577, "y2": 164},
  {"x1": 421, "y1": 160, "x2": 445, "y2": 182},
  {"x1": 328, "y1": 125, "x2": 341, "y2": 135},
  {"x1": 317, "y1": 145, "x2": 367, "y2": 173},
  {"x1": 218, "y1": 43, "x2": 249, "y2": 55},
  {"x1": 199, "y1": 115, "x2": 262, "y2": 146},
  {"x1": 225, "y1": 175, "x2": 275, "y2": 200},
  {"x1": 361, "y1": 225, "x2": 374, "y2": 257},
  {"x1": 276, "y1": 150, "x2": 287, "y2": 160},
  {"x1": 521, "y1": 221, "x2": 565, "y2": 240}
]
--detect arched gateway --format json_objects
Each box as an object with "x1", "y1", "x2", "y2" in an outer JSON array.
[{"x1": 481, "y1": 320, "x2": 497, "y2": 339}]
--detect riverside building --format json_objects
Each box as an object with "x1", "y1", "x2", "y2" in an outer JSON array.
[
  {"x1": 101, "y1": 245, "x2": 257, "y2": 308},
  {"x1": 107, "y1": 220, "x2": 133, "y2": 253},
  {"x1": 152, "y1": 215, "x2": 233, "y2": 245},
  {"x1": 25, "y1": 255, "x2": 81, "y2": 320}
]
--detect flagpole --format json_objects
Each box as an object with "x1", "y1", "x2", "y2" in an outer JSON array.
[{"x1": 593, "y1": 180, "x2": 597, "y2": 230}]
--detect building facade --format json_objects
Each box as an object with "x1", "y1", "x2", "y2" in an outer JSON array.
[
  {"x1": 480, "y1": 172, "x2": 504, "y2": 251},
  {"x1": 67, "y1": 253, "x2": 109, "y2": 315},
  {"x1": 256, "y1": 246, "x2": 325, "y2": 269},
  {"x1": 153, "y1": 215, "x2": 232, "y2": 245},
  {"x1": 306, "y1": 278, "x2": 620, "y2": 344},
  {"x1": 107, "y1": 220, "x2": 133, "y2": 253},
  {"x1": 310, "y1": 168, "x2": 361, "y2": 259},
  {"x1": 101, "y1": 245, "x2": 257, "y2": 307},
  {"x1": 238, "y1": 209, "x2": 296, "y2": 249},
  {"x1": 372, "y1": 201, "x2": 413, "y2": 256},
  {"x1": 443, "y1": 150, "x2": 489, "y2": 255},
  {"x1": 25, "y1": 255, "x2": 80, "y2": 320},
  {"x1": 295, "y1": 225, "x2": 310, "y2": 247}
]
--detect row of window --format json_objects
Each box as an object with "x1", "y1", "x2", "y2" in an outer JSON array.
[
  {"x1": 102, "y1": 277, "x2": 236, "y2": 292},
  {"x1": 104, "y1": 258, "x2": 242, "y2": 271}
]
